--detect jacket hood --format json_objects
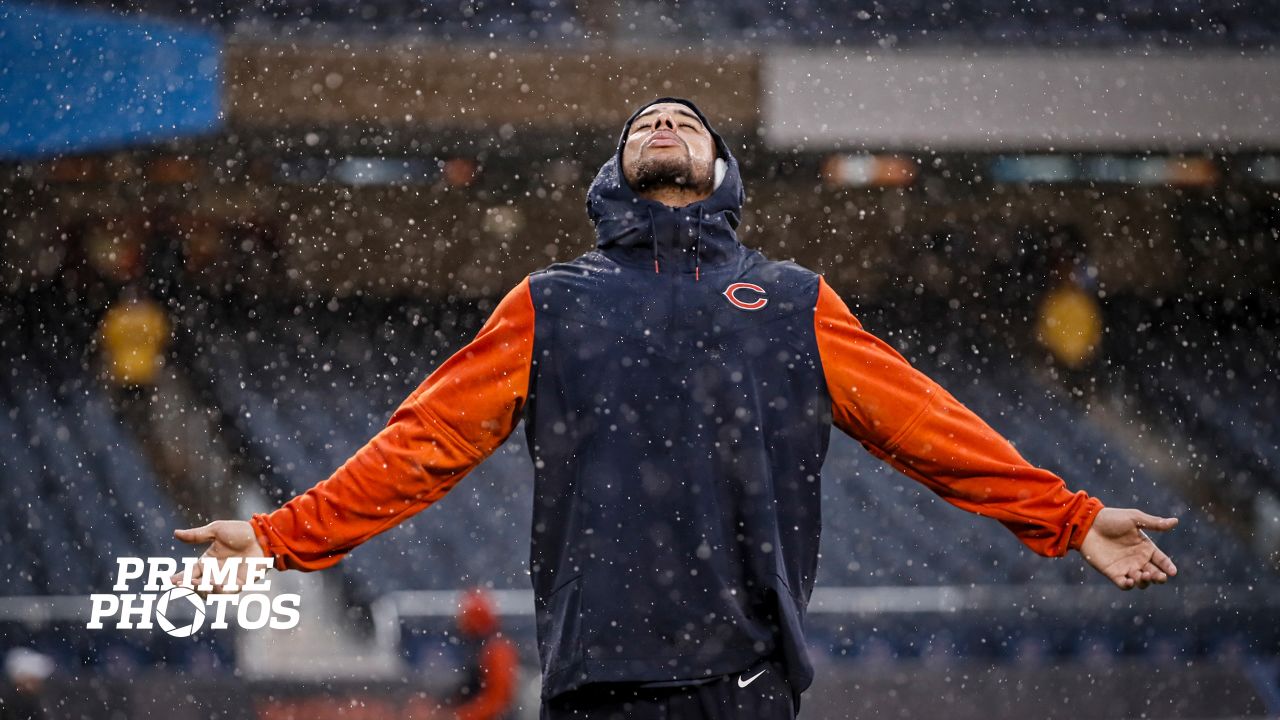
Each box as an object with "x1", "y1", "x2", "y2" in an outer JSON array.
[{"x1": 585, "y1": 97, "x2": 747, "y2": 281}]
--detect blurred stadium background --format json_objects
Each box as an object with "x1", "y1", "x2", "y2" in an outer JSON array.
[{"x1": 1, "y1": 0, "x2": 1279, "y2": 717}]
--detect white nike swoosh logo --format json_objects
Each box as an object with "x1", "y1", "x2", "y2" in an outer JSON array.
[{"x1": 737, "y1": 668, "x2": 767, "y2": 688}]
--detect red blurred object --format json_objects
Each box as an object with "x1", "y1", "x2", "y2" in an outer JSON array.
[
  {"x1": 821, "y1": 153, "x2": 917, "y2": 187},
  {"x1": 457, "y1": 588, "x2": 498, "y2": 637},
  {"x1": 451, "y1": 587, "x2": 519, "y2": 720},
  {"x1": 443, "y1": 157, "x2": 479, "y2": 187}
]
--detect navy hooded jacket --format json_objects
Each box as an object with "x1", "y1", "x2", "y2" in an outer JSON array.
[
  {"x1": 252, "y1": 97, "x2": 1106, "y2": 704},
  {"x1": 524, "y1": 97, "x2": 831, "y2": 697}
]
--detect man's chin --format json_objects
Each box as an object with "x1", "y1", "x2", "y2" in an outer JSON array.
[
  {"x1": 624, "y1": 145, "x2": 706, "y2": 187},
  {"x1": 629, "y1": 164, "x2": 712, "y2": 195},
  {"x1": 634, "y1": 178, "x2": 699, "y2": 194}
]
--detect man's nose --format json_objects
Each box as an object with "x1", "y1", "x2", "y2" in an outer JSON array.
[{"x1": 653, "y1": 113, "x2": 676, "y2": 130}]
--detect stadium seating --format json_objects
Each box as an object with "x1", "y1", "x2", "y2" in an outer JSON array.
[
  {"x1": 0, "y1": 301, "x2": 186, "y2": 596},
  {"x1": 1102, "y1": 292, "x2": 1280, "y2": 504},
  {"x1": 0, "y1": 295, "x2": 230, "y2": 672}
]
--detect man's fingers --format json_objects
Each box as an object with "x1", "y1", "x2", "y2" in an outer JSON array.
[
  {"x1": 169, "y1": 561, "x2": 204, "y2": 589},
  {"x1": 1139, "y1": 561, "x2": 1168, "y2": 584},
  {"x1": 1122, "y1": 563, "x2": 1150, "y2": 589},
  {"x1": 1149, "y1": 546, "x2": 1178, "y2": 577},
  {"x1": 1134, "y1": 512, "x2": 1179, "y2": 532},
  {"x1": 173, "y1": 525, "x2": 215, "y2": 595},
  {"x1": 174, "y1": 523, "x2": 218, "y2": 545},
  {"x1": 177, "y1": 569, "x2": 226, "y2": 599},
  {"x1": 176, "y1": 563, "x2": 255, "y2": 596}
]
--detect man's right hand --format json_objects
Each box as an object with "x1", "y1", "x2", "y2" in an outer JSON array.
[{"x1": 171, "y1": 520, "x2": 269, "y2": 594}]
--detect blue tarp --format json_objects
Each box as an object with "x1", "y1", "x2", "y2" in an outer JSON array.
[{"x1": 0, "y1": 2, "x2": 222, "y2": 160}]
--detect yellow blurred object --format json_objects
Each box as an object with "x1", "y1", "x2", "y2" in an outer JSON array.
[
  {"x1": 1036, "y1": 283, "x2": 1102, "y2": 369},
  {"x1": 100, "y1": 297, "x2": 170, "y2": 386}
]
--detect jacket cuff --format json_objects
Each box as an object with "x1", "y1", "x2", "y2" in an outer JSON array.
[
  {"x1": 249, "y1": 513, "x2": 286, "y2": 571},
  {"x1": 1066, "y1": 495, "x2": 1105, "y2": 554}
]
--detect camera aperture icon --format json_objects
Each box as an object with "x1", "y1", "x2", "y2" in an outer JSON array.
[{"x1": 154, "y1": 587, "x2": 206, "y2": 638}]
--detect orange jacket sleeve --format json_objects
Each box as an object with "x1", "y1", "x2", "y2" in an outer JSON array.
[
  {"x1": 813, "y1": 276, "x2": 1103, "y2": 558},
  {"x1": 452, "y1": 637, "x2": 520, "y2": 720},
  {"x1": 250, "y1": 277, "x2": 535, "y2": 571}
]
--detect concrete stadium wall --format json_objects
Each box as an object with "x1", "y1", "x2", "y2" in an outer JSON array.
[
  {"x1": 225, "y1": 44, "x2": 1280, "y2": 151},
  {"x1": 224, "y1": 43, "x2": 760, "y2": 133},
  {"x1": 762, "y1": 51, "x2": 1280, "y2": 151}
]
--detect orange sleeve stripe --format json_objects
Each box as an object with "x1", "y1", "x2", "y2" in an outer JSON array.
[
  {"x1": 251, "y1": 276, "x2": 536, "y2": 571},
  {"x1": 813, "y1": 275, "x2": 1103, "y2": 557}
]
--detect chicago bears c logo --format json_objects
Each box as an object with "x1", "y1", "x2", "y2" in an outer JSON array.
[{"x1": 723, "y1": 282, "x2": 768, "y2": 311}]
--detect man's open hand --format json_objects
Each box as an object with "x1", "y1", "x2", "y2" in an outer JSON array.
[
  {"x1": 171, "y1": 520, "x2": 268, "y2": 595},
  {"x1": 1077, "y1": 508, "x2": 1179, "y2": 590}
]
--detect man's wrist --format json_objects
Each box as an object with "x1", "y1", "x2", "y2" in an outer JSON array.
[
  {"x1": 1067, "y1": 497, "x2": 1105, "y2": 553},
  {"x1": 249, "y1": 515, "x2": 282, "y2": 570}
]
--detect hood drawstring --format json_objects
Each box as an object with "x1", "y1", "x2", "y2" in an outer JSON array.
[
  {"x1": 649, "y1": 207, "x2": 659, "y2": 274},
  {"x1": 695, "y1": 208, "x2": 703, "y2": 282},
  {"x1": 648, "y1": 206, "x2": 707, "y2": 281}
]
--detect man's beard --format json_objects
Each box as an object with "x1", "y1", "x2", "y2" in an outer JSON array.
[{"x1": 627, "y1": 153, "x2": 714, "y2": 195}]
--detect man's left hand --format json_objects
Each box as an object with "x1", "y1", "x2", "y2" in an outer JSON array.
[{"x1": 1077, "y1": 508, "x2": 1179, "y2": 590}]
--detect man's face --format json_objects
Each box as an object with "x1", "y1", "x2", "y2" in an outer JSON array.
[{"x1": 621, "y1": 102, "x2": 717, "y2": 196}]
